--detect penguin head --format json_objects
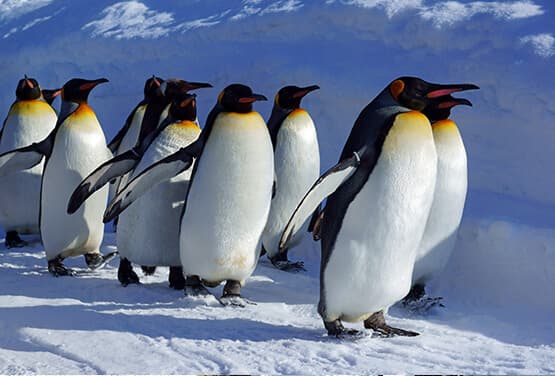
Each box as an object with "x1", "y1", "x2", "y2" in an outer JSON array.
[
  {"x1": 61, "y1": 78, "x2": 109, "y2": 103},
  {"x1": 143, "y1": 76, "x2": 165, "y2": 100},
  {"x1": 41, "y1": 88, "x2": 62, "y2": 106},
  {"x1": 162, "y1": 79, "x2": 212, "y2": 100},
  {"x1": 422, "y1": 95, "x2": 473, "y2": 123},
  {"x1": 217, "y1": 84, "x2": 267, "y2": 113},
  {"x1": 169, "y1": 92, "x2": 197, "y2": 122},
  {"x1": 274, "y1": 85, "x2": 320, "y2": 110},
  {"x1": 388, "y1": 77, "x2": 478, "y2": 111},
  {"x1": 16, "y1": 75, "x2": 41, "y2": 100}
]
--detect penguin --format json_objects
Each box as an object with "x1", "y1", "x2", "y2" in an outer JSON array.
[
  {"x1": 116, "y1": 92, "x2": 201, "y2": 288},
  {"x1": 0, "y1": 78, "x2": 117, "y2": 275},
  {"x1": 402, "y1": 94, "x2": 474, "y2": 308},
  {"x1": 104, "y1": 84, "x2": 272, "y2": 305},
  {"x1": 260, "y1": 85, "x2": 320, "y2": 271},
  {"x1": 0, "y1": 76, "x2": 57, "y2": 248},
  {"x1": 66, "y1": 79, "x2": 212, "y2": 215},
  {"x1": 279, "y1": 77, "x2": 478, "y2": 336}
]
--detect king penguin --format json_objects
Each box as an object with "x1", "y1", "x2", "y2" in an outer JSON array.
[
  {"x1": 0, "y1": 78, "x2": 117, "y2": 275},
  {"x1": 116, "y1": 92, "x2": 201, "y2": 288},
  {"x1": 0, "y1": 76, "x2": 58, "y2": 248},
  {"x1": 403, "y1": 92, "x2": 477, "y2": 309},
  {"x1": 279, "y1": 77, "x2": 478, "y2": 336},
  {"x1": 104, "y1": 84, "x2": 272, "y2": 305},
  {"x1": 42, "y1": 88, "x2": 62, "y2": 108},
  {"x1": 261, "y1": 85, "x2": 320, "y2": 271}
]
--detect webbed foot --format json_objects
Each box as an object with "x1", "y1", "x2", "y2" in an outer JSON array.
[
  {"x1": 324, "y1": 319, "x2": 361, "y2": 337},
  {"x1": 48, "y1": 256, "x2": 76, "y2": 277},
  {"x1": 168, "y1": 266, "x2": 185, "y2": 290},
  {"x1": 364, "y1": 311, "x2": 419, "y2": 337},
  {"x1": 6, "y1": 231, "x2": 27, "y2": 248},
  {"x1": 118, "y1": 258, "x2": 140, "y2": 286},
  {"x1": 85, "y1": 251, "x2": 118, "y2": 270}
]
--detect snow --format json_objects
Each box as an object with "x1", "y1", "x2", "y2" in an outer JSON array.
[
  {"x1": 0, "y1": 0, "x2": 554, "y2": 373},
  {"x1": 0, "y1": 215, "x2": 554, "y2": 374}
]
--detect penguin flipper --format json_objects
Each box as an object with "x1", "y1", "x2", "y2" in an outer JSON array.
[
  {"x1": 67, "y1": 149, "x2": 141, "y2": 214},
  {"x1": 107, "y1": 104, "x2": 142, "y2": 154},
  {"x1": 279, "y1": 149, "x2": 364, "y2": 252},
  {"x1": 0, "y1": 137, "x2": 51, "y2": 177},
  {"x1": 103, "y1": 142, "x2": 200, "y2": 223}
]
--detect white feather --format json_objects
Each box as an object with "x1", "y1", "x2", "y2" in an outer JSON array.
[
  {"x1": 262, "y1": 109, "x2": 320, "y2": 257},
  {"x1": 41, "y1": 104, "x2": 111, "y2": 260},
  {"x1": 180, "y1": 111, "x2": 274, "y2": 285},
  {"x1": 323, "y1": 111, "x2": 438, "y2": 323},
  {"x1": 117, "y1": 121, "x2": 200, "y2": 266},
  {"x1": 0, "y1": 100, "x2": 57, "y2": 233},
  {"x1": 412, "y1": 120, "x2": 467, "y2": 286}
]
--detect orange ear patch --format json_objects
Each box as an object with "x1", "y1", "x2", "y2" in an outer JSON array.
[{"x1": 389, "y1": 79, "x2": 405, "y2": 101}]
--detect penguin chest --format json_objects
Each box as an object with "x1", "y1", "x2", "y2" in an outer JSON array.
[
  {"x1": 117, "y1": 122, "x2": 200, "y2": 266},
  {"x1": 41, "y1": 108, "x2": 111, "y2": 259},
  {"x1": 0, "y1": 100, "x2": 57, "y2": 231},
  {"x1": 262, "y1": 109, "x2": 320, "y2": 255},
  {"x1": 180, "y1": 112, "x2": 274, "y2": 283},
  {"x1": 413, "y1": 120, "x2": 468, "y2": 284},
  {"x1": 323, "y1": 111, "x2": 437, "y2": 322}
]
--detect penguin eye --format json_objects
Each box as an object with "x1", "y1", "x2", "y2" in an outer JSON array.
[{"x1": 389, "y1": 79, "x2": 405, "y2": 101}]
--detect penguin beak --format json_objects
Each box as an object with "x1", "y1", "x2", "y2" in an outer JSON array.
[
  {"x1": 435, "y1": 96, "x2": 472, "y2": 109},
  {"x1": 79, "y1": 78, "x2": 109, "y2": 91},
  {"x1": 293, "y1": 85, "x2": 320, "y2": 99},
  {"x1": 425, "y1": 83, "x2": 479, "y2": 99},
  {"x1": 184, "y1": 81, "x2": 213, "y2": 91},
  {"x1": 179, "y1": 94, "x2": 196, "y2": 108},
  {"x1": 238, "y1": 93, "x2": 268, "y2": 103}
]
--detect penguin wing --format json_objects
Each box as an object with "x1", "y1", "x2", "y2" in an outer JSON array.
[
  {"x1": 0, "y1": 136, "x2": 52, "y2": 177},
  {"x1": 107, "y1": 104, "x2": 142, "y2": 154},
  {"x1": 279, "y1": 149, "x2": 364, "y2": 252},
  {"x1": 67, "y1": 149, "x2": 141, "y2": 214},
  {"x1": 103, "y1": 141, "x2": 201, "y2": 223}
]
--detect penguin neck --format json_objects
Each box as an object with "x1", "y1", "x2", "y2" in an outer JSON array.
[
  {"x1": 267, "y1": 105, "x2": 292, "y2": 149},
  {"x1": 59, "y1": 100, "x2": 81, "y2": 120}
]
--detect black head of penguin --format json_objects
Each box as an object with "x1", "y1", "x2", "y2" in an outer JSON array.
[
  {"x1": 422, "y1": 94, "x2": 473, "y2": 123},
  {"x1": 62, "y1": 78, "x2": 109, "y2": 103},
  {"x1": 162, "y1": 79, "x2": 212, "y2": 101},
  {"x1": 218, "y1": 84, "x2": 267, "y2": 113},
  {"x1": 143, "y1": 76, "x2": 165, "y2": 101},
  {"x1": 275, "y1": 85, "x2": 320, "y2": 110},
  {"x1": 16, "y1": 75, "x2": 41, "y2": 101},
  {"x1": 42, "y1": 88, "x2": 62, "y2": 106},
  {"x1": 169, "y1": 93, "x2": 197, "y2": 122},
  {"x1": 388, "y1": 76, "x2": 479, "y2": 111}
]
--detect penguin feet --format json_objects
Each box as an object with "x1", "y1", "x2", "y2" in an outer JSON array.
[
  {"x1": 118, "y1": 258, "x2": 140, "y2": 287},
  {"x1": 219, "y1": 280, "x2": 256, "y2": 307},
  {"x1": 184, "y1": 275, "x2": 212, "y2": 297},
  {"x1": 85, "y1": 251, "x2": 118, "y2": 270},
  {"x1": 5, "y1": 231, "x2": 27, "y2": 248},
  {"x1": 324, "y1": 320, "x2": 361, "y2": 337},
  {"x1": 168, "y1": 266, "x2": 186, "y2": 290},
  {"x1": 401, "y1": 284, "x2": 444, "y2": 313},
  {"x1": 363, "y1": 311, "x2": 419, "y2": 337},
  {"x1": 270, "y1": 253, "x2": 306, "y2": 272},
  {"x1": 48, "y1": 256, "x2": 76, "y2": 277},
  {"x1": 141, "y1": 266, "x2": 157, "y2": 276}
]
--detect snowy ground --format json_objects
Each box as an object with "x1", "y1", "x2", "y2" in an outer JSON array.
[{"x1": 1, "y1": 207, "x2": 554, "y2": 374}]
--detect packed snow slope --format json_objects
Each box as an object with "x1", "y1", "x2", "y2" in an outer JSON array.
[{"x1": 0, "y1": 0, "x2": 554, "y2": 373}]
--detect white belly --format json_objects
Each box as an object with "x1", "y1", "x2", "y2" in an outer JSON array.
[
  {"x1": 323, "y1": 111, "x2": 437, "y2": 322},
  {"x1": 0, "y1": 100, "x2": 57, "y2": 232},
  {"x1": 262, "y1": 109, "x2": 320, "y2": 257},
  {"x1": 413, "y1": 120, "x2": 467, "y2": 285},
  {"x1": 41, "y1": 108, "x2": 111, "y2": 260},
  {"x1": 180, "y1": 112, "x2": 274, "y2": 284},
  {"x1": 117, "y1": 121, "x2": 200, "y2": 266}
]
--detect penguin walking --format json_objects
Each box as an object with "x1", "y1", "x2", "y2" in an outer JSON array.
[
  {"x1": 402, "y1": 94, "x2": 475, "y2": 310},
  {"x1": 104, "y1": 84, "x2": 272, "y2": 306},
  {"x1": 116, "y1": 92, "x2": 201, "y2": 288},
  {"x1": 0, "y1": 78, "x2": 117, "y2": 275},
  {"x1": 279, "y1": 77, "x2": 478, "y2": 336},
  {"x1": 0, "y1": 76, "x2": 58, "y2": 248},
  {"x1": 261, "y1": 85, "x2": 320, "y2": 271}
]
